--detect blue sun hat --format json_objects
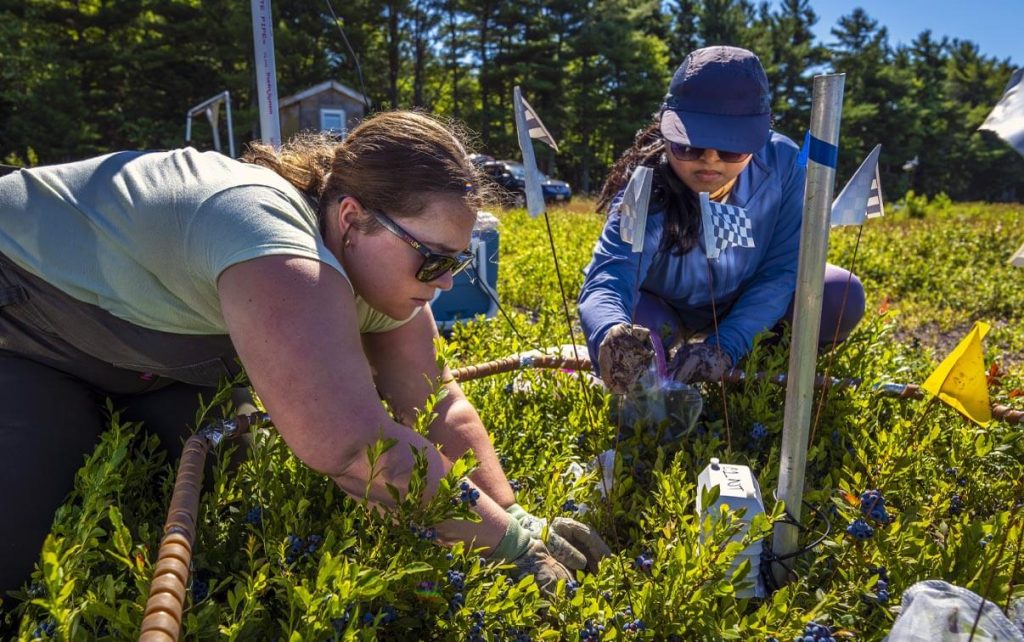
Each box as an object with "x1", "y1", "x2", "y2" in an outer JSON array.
[{"x1": 659, "y1": 46, "x2": 772, "y2": 154}]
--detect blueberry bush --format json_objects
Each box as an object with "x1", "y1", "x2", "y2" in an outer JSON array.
[{"x1": 4, "y1": 199, "x2": 1023, "y2": 640}]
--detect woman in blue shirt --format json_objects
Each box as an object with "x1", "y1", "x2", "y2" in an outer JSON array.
[{"x1": 579, "y1": 46, "x2": 865, "y2": 393}]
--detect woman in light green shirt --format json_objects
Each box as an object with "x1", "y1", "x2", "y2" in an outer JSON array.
[{"x1": 0, "y1": 110, "x2": 608, "y2": 595}]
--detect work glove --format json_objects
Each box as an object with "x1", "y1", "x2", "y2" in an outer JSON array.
[
  {"x1": 670, "y1": 343, "x2": 733, "y2": 383},
  {"x1": 598, "y1": 322, "x2": 655, "y2": 395},
  {"x1": 507, "y1": 504, "x2": 612, "y2": 574},
  {"x1": 491, "y1": 516, "x2": 573, "y2": 595}
]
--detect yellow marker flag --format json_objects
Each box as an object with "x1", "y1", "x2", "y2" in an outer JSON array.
[{"x1": 921, "y1": 321, "x2": 992, "y2": 426}]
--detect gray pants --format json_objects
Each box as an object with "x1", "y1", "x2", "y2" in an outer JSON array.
[{"x1": 0, "y1": 255, "x2": 246, "y2": 593}]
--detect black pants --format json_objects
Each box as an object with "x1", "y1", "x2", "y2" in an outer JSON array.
[{"x1": 0, "y1": 255, "x2": 246, "y2": 593}]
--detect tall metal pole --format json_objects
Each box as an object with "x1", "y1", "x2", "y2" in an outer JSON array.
[
  {"x1": 251, "y1": 0, "x2": 281, "y2": 148},
  {"x1": 772, "y1": 74, "x2": 845, "y2": 586},
  {"x1": 224, "y1": 91, "x2": 236, "y2": 158}
]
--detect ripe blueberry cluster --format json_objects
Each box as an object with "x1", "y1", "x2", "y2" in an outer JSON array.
[
  {"x1": 446, "y1": 569, "x2": 466, "y2": 591},
  {"x1": 579, "y1": 619, "x2": 606, "y2": 641},
  {"x1": 509, "y1": 478, "x2": 523, "y2": 492},
  {"x1": 872, "y1": 566, "x2": 890, "y2": 604},
  {"x1": 945, "y1": 466, "x2": 968, "y2": 486},
  {"x1": 795, "y1": 621, "x2": 835, "y2": 642},
  {"x1": 306, "y1": 534, "x2": 322, "y2": 554},
  {"x1": 243, "y1": 506, "x2": 263, "y2": 526},
  {"x1": 31, "y1": 619, "x2": 56, "y2": 639},
  {"x1": 621, "y1": 618, "x2": 645, "y2": 633},
  {"x1": 409, "y1": 522, "x2": 439, "y2": 541},
  {"x1": 634, "y1": 550, "x2": 654, "y2": 573},
  {"x1": 750, "y1": 422, "x2": 768, "y2": 440},
  {"x1": 566, "y1": 578, "x2": 579, "y2": 598},
  {"x1": 562, "y1": 499, "x2": 579, "y2": 513},
  {"x1": 845, "y1": 518, "x2": 875, "y2": 541},
  {"x1": 468, "y1": 610, "x2": 486, "y2": 642},
  {"x1": 949, "y1": 493, "x2": 965, "y2": 517},
  {"x1": 286, "y1": 534, "x2": 304, "y2": 563},
  {"x1": 285, "y1": 533, "x2": 324, "y2": 564},
  {"x1": 450, "y1": 591, "x2": 465, "y2": 611},
  {"x1": 191, "y1": 576, "x2": 209, "y2": 602},
  {"x1": 459, "y1": 481, "x2": 481, "y2": 506},
  {"x1": 859, "y1": 489, "x2": 891, "y2": 524}
]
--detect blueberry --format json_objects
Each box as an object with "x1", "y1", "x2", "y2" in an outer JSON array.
[
  {"x1": 244, "y1": 506, "x2": 263, "y2": 526},
  {"x1": 305, "y1": 534, "x2": 323, "y2": 554},
  {"x1": 750, "y1": 422, "x2": 768, "y2": 440},
  {"x1": 845, "y1": 518, "x2": 874, "y2": 541},
  {"x1": 191, "y1": 577, "x2": 209, "y2": 602},
  {"x1": 566, "y1": 579, "x2": 579, "y2": 597}
]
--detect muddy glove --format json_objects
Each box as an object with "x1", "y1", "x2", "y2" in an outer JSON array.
[
  {"x1": 597, "y1": 322, "x2": 655, "y2": 394},
  {"x1": 670, "y1": 343, "x2": 732, "y2": 383},
  {"x1": 508, "y1": 504, "x2": 612, "y2": 573},
  {"x1": 491, "y1": 516, "x2": 573, "y2": 595}
]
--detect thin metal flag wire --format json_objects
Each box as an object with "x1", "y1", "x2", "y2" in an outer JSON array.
[{"x1": 808, "y1": 224, "x2": 865, "y2": 446}]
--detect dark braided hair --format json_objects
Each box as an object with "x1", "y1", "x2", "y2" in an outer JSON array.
[{"x1": 597, "y1": 119, "x2": 703, "y2": 255}]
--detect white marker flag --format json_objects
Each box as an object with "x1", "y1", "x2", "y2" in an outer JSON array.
[
  {"x1": 700, "y1": 192, "x2": 754, "y2": 261},
  {"x1": 832, "y1": 144, "x2": 884, "y2": 227},
  {"x1": 1010, "y1": 240, "x2": 1024, "y2": 268},
  {"x1": 980, "y1": 68, "x2": 1024, "y2": 158},
  {"x1": 618, "y1": 166, "x2": 653, "y2": 252},
  {"x1": 513, "y1": 86, "x2": 550, "y2": 218}
]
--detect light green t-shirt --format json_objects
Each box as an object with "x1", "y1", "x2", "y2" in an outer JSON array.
[{"x1": 0, "y1": 148, "x2": 407, "y2": 334}]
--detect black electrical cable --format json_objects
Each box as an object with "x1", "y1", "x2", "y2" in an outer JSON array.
[{"x1": 323, "y1": 0, "x2": 371, "y2": 112}]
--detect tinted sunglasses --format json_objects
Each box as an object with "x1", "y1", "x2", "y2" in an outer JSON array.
[
  {"x1": 367, "y1": 208, "x2": 475, "y2": 282},
  {"x1": 667, "y1": 141, "x2": 751, "y2": 163}
]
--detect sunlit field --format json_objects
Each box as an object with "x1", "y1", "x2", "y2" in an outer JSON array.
[{"x1": 5, "y1": 197, "x2": 1023, "y2": 641}]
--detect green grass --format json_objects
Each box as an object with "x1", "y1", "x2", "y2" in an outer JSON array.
[{"x1": 3, "y1": 199, "x2": 1023, "y2": 641}]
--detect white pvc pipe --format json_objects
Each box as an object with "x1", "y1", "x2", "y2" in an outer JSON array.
[{"x1": 251, "y1": 0, "x2": 281, "y2": 148}]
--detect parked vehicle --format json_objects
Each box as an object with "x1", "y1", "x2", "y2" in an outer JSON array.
[{"x1": 478, "y1": 160, "x2": 572, "y2": 206}]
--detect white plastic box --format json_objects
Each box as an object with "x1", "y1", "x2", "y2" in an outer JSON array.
[{"x1": 696, "y1": 458, "x2": 766, "y2": 599}]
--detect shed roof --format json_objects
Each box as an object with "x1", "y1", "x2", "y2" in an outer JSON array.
[{"x1": 279, "y1": 80, "x2": 369, "y2": 108}]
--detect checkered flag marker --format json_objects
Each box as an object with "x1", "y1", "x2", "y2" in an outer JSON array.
[
  {"x1": 513, "y1": 86, "x2": 557, "y2": 217},
  {"x1": 700, "y1": 192, "x2": 754, "y2": 261},
  {"x1": 618, "y1": 166, "x2": 653, "y2": 252},
  {"x1": 832, "y1": 144, "x2": 884, "y2": 227},
  {"x1": 517, "y1": 91, "x2": 559, "y2": 152}
]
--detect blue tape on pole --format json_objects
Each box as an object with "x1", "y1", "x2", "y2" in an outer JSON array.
[
  {"x1": 808, "y1": 135, "x2": 839, "y2": 169},
  {"x1": 796, "y1": 131, "x2": 810, "y2": 168}
]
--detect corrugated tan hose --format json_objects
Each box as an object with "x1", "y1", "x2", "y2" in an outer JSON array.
[
  {"x1": 140, "y1": 354, "x2": 1023, "y2": 640},
  {"x1": 138, "y1": 412, "x2": 267, "y2": 642},
  {"x1": 451, "y1": 354, "x2": 1022, "y2": 423}
]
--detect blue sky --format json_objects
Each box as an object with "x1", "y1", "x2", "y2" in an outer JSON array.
[{"x1": 790, "y1": 1, "x2": 1019, "y2": 65}]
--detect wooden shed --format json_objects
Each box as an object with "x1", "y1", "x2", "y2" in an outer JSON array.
[{"x1": 279, "y1": 80, "x2": 369, "y2": 139}]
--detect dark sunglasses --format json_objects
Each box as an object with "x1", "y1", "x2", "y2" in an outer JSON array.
[
  {"x1": 367, "y1": 208, "x2": 475, "y2": 282},
  {"x1": 667, "y1": 141, "x2": 751, "y2": 164}
]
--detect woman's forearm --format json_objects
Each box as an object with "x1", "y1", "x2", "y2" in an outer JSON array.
[{"x1": 427, "y1": 394, "x2": 516, "y2": 508}]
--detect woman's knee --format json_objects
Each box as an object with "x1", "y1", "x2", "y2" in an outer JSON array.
[{"x1": 822, "y1": 265, "x2": 866, "y2": 341}]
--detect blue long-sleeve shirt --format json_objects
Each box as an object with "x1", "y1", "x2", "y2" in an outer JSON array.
[{"x1": 579, "y1": 132, "x2": 805, "y2": 366}]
